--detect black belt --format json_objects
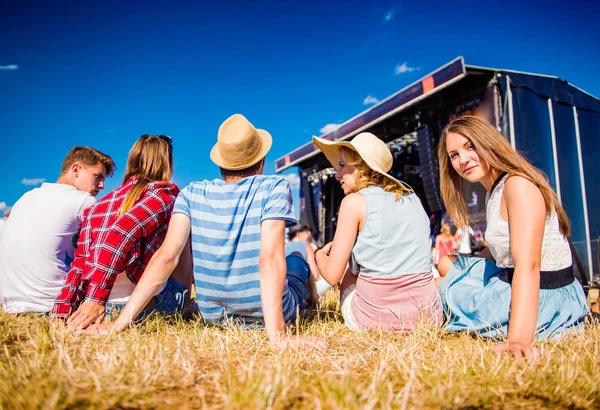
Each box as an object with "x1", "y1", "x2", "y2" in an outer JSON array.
[{"x1": 498, "y1": 265, "x2": 575, "y2": 289}]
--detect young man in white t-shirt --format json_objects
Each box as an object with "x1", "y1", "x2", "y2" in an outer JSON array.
[
  {"x1": 0, "y1": 146, "x2": 115, "y2": 313},
  {"x1": 0, "y1": 208, "x2": 10, "y2": 243}
]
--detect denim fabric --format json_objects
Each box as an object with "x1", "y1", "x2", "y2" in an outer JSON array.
[
  {"x1": 439, "y1": 256, "x2": 588, "y2": 340},
  {"x1": 283, "y1": 253, "x2": 310, "y2": 320},
  {"x1": 105, "y1": 278, "x2": 187, "y2": 321}
]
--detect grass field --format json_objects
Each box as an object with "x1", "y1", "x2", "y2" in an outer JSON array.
[{"x1": 1, "y1": 289, "x2": 599, "y2": 409}]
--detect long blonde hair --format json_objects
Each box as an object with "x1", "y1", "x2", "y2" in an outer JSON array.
[
  {"x1": 341, "y1": 147, "x2": 411, "y2": 201},
  {"x1": 437, "y1": 116, "x2": 570, "y2": 236},
  {"x1": 120, "y1": 135, "x2": 173, "y2": 215},
  {"x1": 440, "y1": 223, "x2": 451, "y2": 236}
]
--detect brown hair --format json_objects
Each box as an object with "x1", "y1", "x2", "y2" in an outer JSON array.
[
  {"x1": 438, "y1": 116, "x2": 570, "y2": 236},
  {"x1": 120, "y1": 135, "x2": 173, "y2": 215},
  {"x1": 61, "y1": 146, "x2": 116, "y2": 177},
  {"x1": 340, "y1": 147, "x2": 411, "y2": 201},
  {"x1": 220, "y1": 158, "x2": 264, "y2": 180}
]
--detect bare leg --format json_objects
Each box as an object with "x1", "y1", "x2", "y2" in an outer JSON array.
[
  {"x1": 339, "y1": 266, "x2": 358, "y2": 302},
  {"x1": 435, "y1": 255, "x2": 458, "y2": 287},
  {"x1": 437, "y1": 256, "x2": 454, "y2": 277}
]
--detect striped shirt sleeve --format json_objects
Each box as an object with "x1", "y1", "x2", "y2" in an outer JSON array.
[
  {"x1": 261, "y1": 178, "x2": 297, "y2": 227},
  {"x1": 172, "y1": 185, "x2": 192, "y2": 217}
]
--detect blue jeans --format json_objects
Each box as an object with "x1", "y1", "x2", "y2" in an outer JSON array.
[
  {"x1": 106, "y1": 279, "x2": 187, "y2": 321},
  {"x1": 284, "y1": 253, "x2": 311, "y2": 320}
]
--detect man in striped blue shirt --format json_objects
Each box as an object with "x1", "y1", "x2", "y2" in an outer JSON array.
[{"x1": 92, "y1": 114, "x2": 327, "y2": 351}]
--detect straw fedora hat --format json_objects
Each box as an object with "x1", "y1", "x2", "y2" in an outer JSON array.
[
  {"x1": 210, "y1": 114, "x2": 273, "y2": 170},
  {"x1": 312, "y1": 132, "x2": 410, "y2": 189}
]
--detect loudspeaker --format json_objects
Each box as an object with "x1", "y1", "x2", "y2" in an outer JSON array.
[
  {"x1": 300, "y1": 175, "x2": 319, "y2": 238},
  {"x1": 417, "y1": 125, "x2": 443, "y2": 213}
]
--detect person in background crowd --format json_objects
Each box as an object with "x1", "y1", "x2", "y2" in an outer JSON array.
[
  {"x1": 455, "y1": 225, "x2": 475, "y2": 257},
  {"x1": 435, "y1": 224, "x2": 456, "y2": 266},
  {"x1": 437, "y1": 116, "x2": 587, "y2": 361},
  {"x1": 51, "y1": 135, "x2": 191, "y2": 330},
  {"x1": 81, "y1": 115, "x2": 326, "y2": 352},
  {"x1": 286, "y1": 224, "x2": 327, "y2": 300},
  {"x1": 313, "y1": 132, "x2": 443, "y2": 332},
  {"x1": 0, "y1": 147, "x2": 114, "y2": 313}
]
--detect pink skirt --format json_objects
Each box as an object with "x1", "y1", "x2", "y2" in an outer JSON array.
[{"x1": 344, "y1": 272, "x2": 443, "y2": 332}]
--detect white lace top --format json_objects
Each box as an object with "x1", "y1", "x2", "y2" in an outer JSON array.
[{"x1": 485, "y1": 174, "x2": 572, "y2": 271}]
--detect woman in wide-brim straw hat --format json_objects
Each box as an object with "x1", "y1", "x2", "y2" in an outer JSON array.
[{"x1": 314, "y1": 132, "x2": 443, "y2": 332}]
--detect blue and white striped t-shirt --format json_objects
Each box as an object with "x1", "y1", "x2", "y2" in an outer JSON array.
[{"x1": 172, "y1": 175, "x2": 298, "y2": 324}]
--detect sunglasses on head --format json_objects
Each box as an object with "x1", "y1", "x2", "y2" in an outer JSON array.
[
  {"x1": 159, "y1": 135, "x2": 173, "y2": 159},
  {"x1": 157, "y1": 134, "x2": 172, "y2": 146}
]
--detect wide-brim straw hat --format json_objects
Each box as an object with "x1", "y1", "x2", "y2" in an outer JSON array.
[
  {"x1": 312, "y1": 132, "x2": 410, "y2": 190},
  {"x1": 210, "y1": 114, "x2": 273, "y2": 170}
]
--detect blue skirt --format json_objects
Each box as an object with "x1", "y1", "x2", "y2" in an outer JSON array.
[{"x1": 438, "y1": 257, "x2": 588, "y2": 340}]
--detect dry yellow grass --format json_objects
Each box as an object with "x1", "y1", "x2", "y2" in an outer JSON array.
[{"x1": 1, "y1": 288, "x2": 599, "y2": 409}]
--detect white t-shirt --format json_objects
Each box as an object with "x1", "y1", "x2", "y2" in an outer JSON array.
[
  {"x1": 0, "y1": 219, "x2": 6, "y2": 243},
  {"x1": 457, "y1": 226, "x2": 475, "y2": 255},
  {"x1": 0, "y1": 183, "x2": 96, "y2": 313}
]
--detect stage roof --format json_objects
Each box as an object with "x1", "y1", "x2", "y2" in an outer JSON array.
[{"x1": 275, "y1": 56, "x2": 600, "y2": 173}]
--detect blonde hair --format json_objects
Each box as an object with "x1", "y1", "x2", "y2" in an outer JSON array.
[
  {"x1": 440, "y1": 223, "x2": 451, "y2": 236},
  {"x1": 438, "y1": 116, "x2": 570, "y2": 236},
  {"x1": 340, "y1": 147, "x2": 411, "y2": 201},
  {"x1": 120, "y1": 135, "x2": 173, "y2": 215}
]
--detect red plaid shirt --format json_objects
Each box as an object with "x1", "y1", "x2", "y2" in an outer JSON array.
[{"x1": 51, "y1": 178, "x2": 179, "y2": 318}]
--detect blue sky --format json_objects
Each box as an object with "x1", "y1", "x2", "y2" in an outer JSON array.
[{"x1": 1, "y1": 0, "x2": 599, "y2": 215}]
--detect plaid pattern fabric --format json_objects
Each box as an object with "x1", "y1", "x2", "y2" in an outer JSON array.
[{"x1": 51, "y1": 178, "x2": 179, "y2": 318}]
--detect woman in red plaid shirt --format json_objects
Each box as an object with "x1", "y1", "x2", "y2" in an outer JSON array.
[{"x1": 51, "y1": 134, "x2": 192, "y2": 330}]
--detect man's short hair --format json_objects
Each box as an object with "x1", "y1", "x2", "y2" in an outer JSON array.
[
  {"x1": 60, "y1": 146, "x2": 116, "y2": 177},
  {"x1": 219, "y1": 158, "x2": 264, "y2": 180}
]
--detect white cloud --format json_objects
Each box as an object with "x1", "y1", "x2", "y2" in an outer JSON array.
[
  {"x1": 319, "y1": 123, "x2": 342, "y2": 135},
  {"x1": 384, "y1": 9, "x2": 395, "y2": 22},
  {"x1": 21, "y1": 178, "x2": 46, "y2": 186},
  {"x1": 363, "y1": 95, "x2": 380, "y2": 105},
  {"x1": 0, "y1": 65, "x2": 18, "y2": 71},
  {"x1": 395, "y1": 62, "x2": 418, "y2": 75},
  {"x1": 282, "y1": 173, "x2": 300, "y2": 189},
  {"x1": 0, "y1": 202, "x2": 6, "y2": 211}
]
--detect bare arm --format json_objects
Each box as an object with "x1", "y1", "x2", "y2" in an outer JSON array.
[
  {"x1": 259, "y1": 219, "x2": 327, "y2": 351},
  {"x1": 100, "y1": 214, "x2": 191, "y2": 332},
  {"x1": 305, "y1": 244, "x2": 320, "y2": 281},
  {"x1": 492, "y1": 176, "x2": 545, "y2": 361},
  {"x1": 259, "y1": 219, "x2": 288, "y2": 341},
  {"x1": 454, "y1": 230, "x2": 462, "y2": 242},
  {"x1": 315, "y1": 194, "x2": 364, "y2": 285}
]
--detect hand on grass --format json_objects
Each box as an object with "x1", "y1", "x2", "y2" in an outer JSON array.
[
  {"x1": 67, "y1": 301, "x2": 106, "y2": 331},
  {"x1": 274, "y1": 334, "x2": 328, "y2": 353},
  {"x1": 82, "y1": 322, "x2": 118, "y2": 336},
  {"x1": 493, "y1": 341, "x2": 540, "y2": 362}
]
